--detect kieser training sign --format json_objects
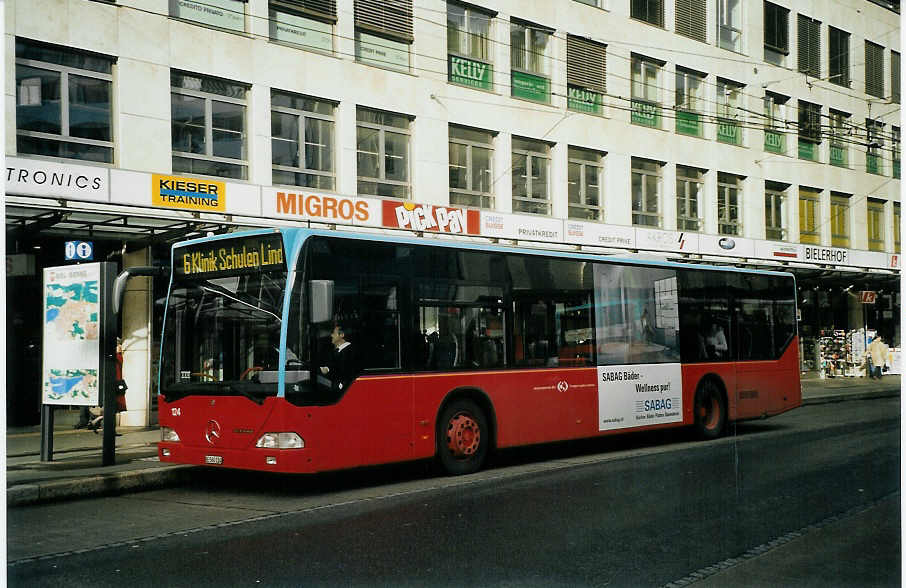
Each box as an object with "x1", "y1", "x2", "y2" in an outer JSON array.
[
  {"x1": 152, "y1": 174, "x2": 226, "y2": 212},
  {"x1": 597, "y1": 363, "x2": 683, "y2": 431}
]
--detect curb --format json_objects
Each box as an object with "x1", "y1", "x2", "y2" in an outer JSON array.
[
  {"x1": 801, "y1": 388, "x2": 900, "y2": 406},
  {"x1": 7, "y1": 464, "x2": 194, "y2": 508}
]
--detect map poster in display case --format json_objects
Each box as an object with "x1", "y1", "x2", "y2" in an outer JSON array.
[{"x1": 42, "y1": 263, "x2": 102, "y2": 405}]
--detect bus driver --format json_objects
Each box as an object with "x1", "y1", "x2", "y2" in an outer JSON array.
[{"x1": 319, "y1": 323, "x2": 358, "y2": 392}]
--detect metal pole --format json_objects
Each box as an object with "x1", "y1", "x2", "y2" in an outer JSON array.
[
  {"x1": 39, "y1": 404, "x2": 54, "y2": 462},
  {"x1": 100, "y1": 262, "x2": 117, "y2": 466},
  {"x1": 863, "y1": 297, "x2": 868, "y2": 378}
]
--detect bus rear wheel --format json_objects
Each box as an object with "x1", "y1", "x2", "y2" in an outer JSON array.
[
  {"x1": 694, "y1": 379, "x2": 726, "y2": 440},
  {"x1": 437, "y1": 399, "x2": 488, "y2": 475}
]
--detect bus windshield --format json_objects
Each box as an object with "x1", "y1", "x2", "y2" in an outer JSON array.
[{"x1": 160, "y1": 233, "x2": 287, "y2": 403}]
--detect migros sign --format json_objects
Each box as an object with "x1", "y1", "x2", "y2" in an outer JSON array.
[
  {"x1": 274, "y1": 191, "x2": 371, "y2": 223},
  {"x1": 152, "y1": 174, "x2": 226, "y2": 212}
]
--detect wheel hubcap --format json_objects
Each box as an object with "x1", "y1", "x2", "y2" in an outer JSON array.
[
  {"x1": 698, "y1": 388, "x2": 719, "y2": 430},
  {"x1": 446, "y1": 412, "x2": 480, "y2": 458}
]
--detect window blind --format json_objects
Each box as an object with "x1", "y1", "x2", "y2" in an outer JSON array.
[
  {"x1": 797, "y1": 14, "x2": 820, "y2": 78},
  {"x1": 354, "y1": 0, "x2": 413, "y2": 42},
  {"x1": 892, "y1": 51, "x2": 900, "y2": 104},
  {"x1": 270, "y1": 0, "x2": 337, "y2": 21},
  {"x1": 676, "y1": 0, "x2": 706, "y2": 42},
  {"x1": 865, "y1": 41, "x2": 885, "y2": 98},
  {"x1": 567, "y1": 35, "x2": 606, "y2": 93}
]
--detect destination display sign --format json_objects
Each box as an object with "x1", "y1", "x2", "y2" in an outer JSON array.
[{"x1": 175, "y1": 234, "x2": 286, "y2": 279}]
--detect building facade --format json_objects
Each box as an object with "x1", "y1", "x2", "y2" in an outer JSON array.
[{"x1": 5, "y1": 0, "x2": 901, "y2": 425}]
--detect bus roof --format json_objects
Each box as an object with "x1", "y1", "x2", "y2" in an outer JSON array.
[{"x1": 174, "y1": 226, "x2": 796, "y2": 279}]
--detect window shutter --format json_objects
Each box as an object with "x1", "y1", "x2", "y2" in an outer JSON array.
[
  {"x1": 865, "y1": 41, "x2": 885, "y2": 98},
  {"x1": 892, "y1": 51, "x2": 900, "y2": 104},
  {"x1": 797, "y1": 14, "x2": 820, "y2": 78},
  {"x1": 354, "y1": 0, "x2": 413, "y2": 42},
  {"x1": 270, "y1": 0, "x2": 337, "y2": 22},
  {"x1": 676, "y1": 0, "x2": 706, "y2": 42},
  {"x1": 567, "y1": 36, "x2": 606, "y2": 93},
  {"x1": 764, "y1": 2, "x2": 789, "y2": 53}
]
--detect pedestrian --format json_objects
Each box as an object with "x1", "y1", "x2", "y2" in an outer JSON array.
[{"x1": 868, "y1": 335, "x2": 889, "y2": 380}]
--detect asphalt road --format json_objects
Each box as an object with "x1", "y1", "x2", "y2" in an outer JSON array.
[{"x1": 8, "y1": 398, "x2": 900, "y2": 587}]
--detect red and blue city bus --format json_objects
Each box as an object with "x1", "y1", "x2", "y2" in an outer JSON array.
[{"x1": 155, "y1": 228, "x2": 800, "y2": 475}]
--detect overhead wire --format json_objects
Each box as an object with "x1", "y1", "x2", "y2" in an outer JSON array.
[{"x1": 83, "y1": 0, "x2": 903, "y2": 229}]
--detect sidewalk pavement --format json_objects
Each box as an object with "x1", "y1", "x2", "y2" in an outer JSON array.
[{"x1": 6, "y1": 375, "x2": 901, "y2": 507}]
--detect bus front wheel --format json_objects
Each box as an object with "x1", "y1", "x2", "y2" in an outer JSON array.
[
  {"x1": 694, "y1": 378, "x2": 726, "y2": 440},
  {"x1": 436, "y1": 399, "x2": 488, "y2": 475}
]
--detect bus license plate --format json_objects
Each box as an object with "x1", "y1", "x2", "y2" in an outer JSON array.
[{"x1": 205, "y1": 455, "x2": 223, "y2": 465}]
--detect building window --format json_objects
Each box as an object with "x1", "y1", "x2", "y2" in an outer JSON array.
[
  {"x1": 269, "y1": 0, "x2": 336, "y2": 53},
  {"x1": 865, "y1": 41, "x2": 885, "y2": 99},
  {"x1": 676, "y1": 0, "x2": 706, "y2": 42},
  {"x1": 356, "y1": 107, "x2": 411, "y2": 198},
  {"x1": 894, "y1": 202, "x2": 901, "y2": 252},
  {"x1": 797, "y1": 100, "x2": 821, "y2": 161},
  {"x1": 631, "y1": 55, "x2": 663, "y2": 128},
  {"x1": 828, "y1": 27, "x2": 850, "y2": 87},
  {"x1": 764, "y1": 2, "x2": 789, "y2": 65},
  {"x1": 892, "y1": 126, "x2": 901, "y2": 179},
  {"x1": 449, "y1": 125, "x2": 494, "y2": 209},
  {"x1": 763, "y1": 92, "x2": 787, "y2": 154},
  {"x1": 717, "y1": 172, "x2": 742, "y2": 235},
  {"x1": 631, "y1": 0, "x2": 664, "y2": 27},
  {"x1": 716, "y1": 78, "x2": 743, "y2": 145},
  {"x1": 15, "y1": 39, "x2": 114, "y2": 163},
  {"x1": 447, "y1": 3, "x2": 493, "y2": 90},
  {"x1": 567, "y1": 35, "x2": 606, "y2": 115},
  {"x1": 354, "y1": 0, "x2": 413, "y2": 73},
  {"x1": 512, "y1": 137, "x2": 551, "y2": 215},
  {"x1": 632, "y1": 157, "x2": 662, "y2": 227},
  {"x1": 718, "y1": 0, "x2": 743, "y2": 52},
  {"x1": 830, "y1": 193, "x2": 850, "y2": 247},
  {"x1": 675, "y1": 67, "x2": 705, "y2": 137},
  {"x1": 510, "y1": 20, "x2": 553, "y2": 103},
  {"x1": 676, "y1": 165, "x2": 704, "y2": 231},
  {"x1": 271, "y1": 90, "x2": 335, "y2": 190},
  {"x1": 866, "y1": 118, "x2": 884, "y2": 175},
  {"x1": 171, "y1": 71, "x2": 248, "y2": 179},
  {"x1": 798, "y1": 187, "x2": 820, "y2": 245},
  {"x1": 829, "y1": 110, "x2": 850, "y2": 167},
  {"x1": 171, "y1": 0, "x2": 245, "y2": 32},
  {"x1": 568, "y1": 147, "x2": 604, "y2": 221},
  {"x1": 892, "y1": 51, "x2": 900, "y2": 104},
  {"x1": 797, "y1": 14, "x2": 821, "y2": 78},
  {"x1": 867, "y1": 198, "x2": 885, "y2": 252},
  {"x1": 765, "y1": 181, "x2": 788, "y2": 241}
]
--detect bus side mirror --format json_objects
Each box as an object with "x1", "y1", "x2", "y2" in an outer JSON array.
[
  {"x1": 310, "y1": 280, "x2": 334, "y2": 323},
  {"x1": 113, "y1": 266, "x2": 169, "y2": 315}
]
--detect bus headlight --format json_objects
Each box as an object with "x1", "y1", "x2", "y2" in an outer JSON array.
[
  {"x1": 255, "y1": 432, "x2": 304, "y2": 449},
  {"x1": 161, "y1": 427, "x2": 180, "y2": 442}
]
